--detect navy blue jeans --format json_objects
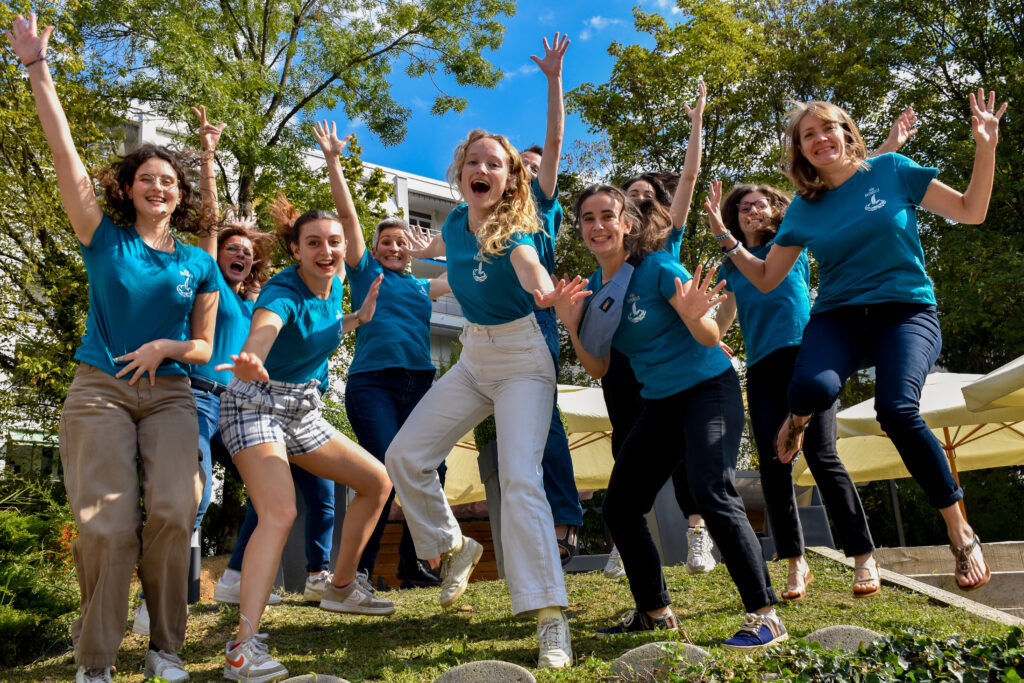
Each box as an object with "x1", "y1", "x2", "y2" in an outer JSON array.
[
  {"x1": 604, "y1": 368, "x2": 777, "y2": 613},
  {"x1": 789, "y1": 303, "x2": 962, "y2": 509},
  {"x1": 346, "y1": 367, "x2": 440, "y2": 575},
  {"x1": 535, "y1": 309, "x2": 584, "y2": 527},
  {"x1": 747, "y1": 345, "x2": 874, "y2": 559}
]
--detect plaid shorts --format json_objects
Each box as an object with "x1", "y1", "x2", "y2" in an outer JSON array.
[{"x1": 219, "y1": 377, "x2": 338, "y2": 458}]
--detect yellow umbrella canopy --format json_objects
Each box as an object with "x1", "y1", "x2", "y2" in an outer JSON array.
[
  {"x1": 442, "y1": 384, "x2": 614, "y2": 507},
  {"x1": 963, "y1": 354, "x2": 1024, "y2": 412},
  {"x1": 793, "y1": 372, "x2": 1024, "y2": 488}
]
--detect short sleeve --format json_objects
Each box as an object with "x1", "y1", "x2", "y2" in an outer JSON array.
[
  {"x1": 256, "y1": 284, "x2": 298, "y2": 326},
  {"x1": 195, "y1": 250, "x2": 219, "y2": 294},
  {"x1": 345, "y1": 248, "x2": 379, "y2": 286},
  {"x1": 664, "y1": 226, "x2": 685, "y2": 259},
  {"x1": 441, "y1": 206, "x2": 465, "y2": 244},
  {"x1": 773, "y1": 201, "x2": 805, "y2": 248},
  {"x1": 508, "y1": 231, "x2": 537, "y2": 251},
  {"x1": 890, "y1": 153, "x2": 938, "y2": 205},
  {"x1": 82, "y1": 213, "x2": 117, "y2": 250},
  {"x1": 656, "y1": 255, "x2": 690, "y2": 301}
]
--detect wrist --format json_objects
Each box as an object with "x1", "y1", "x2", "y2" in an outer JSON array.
[{"x1": 354, "y1": 310, "x2": 366, "y2": 326}]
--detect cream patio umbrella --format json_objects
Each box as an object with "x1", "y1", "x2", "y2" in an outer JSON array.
[
  {"x1": 963, "y1": 354, "x2": 1024, "y2": 412},
  {"x1": 793, "y1": 373, "x2": 1024, "y2": 519},
  {"x1": 442, "y1": 384, "x2": 614, "y2": 506}
]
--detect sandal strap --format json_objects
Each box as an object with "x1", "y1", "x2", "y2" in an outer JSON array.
[{"x1": 950, "y1": 534, "x2": 981, "y2": 573}]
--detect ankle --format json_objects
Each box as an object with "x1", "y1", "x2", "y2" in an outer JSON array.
[{"x1": 537, "y1": 606, "x2": 562, "y2": 623}]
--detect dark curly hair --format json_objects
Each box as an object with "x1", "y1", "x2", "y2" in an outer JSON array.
[
  {"x1": 720, "y1": 184, "x2": 792, "y2": 248},
  {"x1": 97, "y1": 144, "x2": 208, "y2": 234}
]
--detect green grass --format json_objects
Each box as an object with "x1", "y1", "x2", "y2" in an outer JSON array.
[{"x1": 7, "y1": 554, "x2": 1009, "y2": 682}]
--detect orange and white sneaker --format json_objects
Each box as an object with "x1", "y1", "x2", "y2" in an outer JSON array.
[{"x1": 223, "y1": 632, "x2": 287, "y2": 683}]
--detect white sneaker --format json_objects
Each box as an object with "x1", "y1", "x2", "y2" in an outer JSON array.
[
  {"x1": 603, "y1": 545, "x2": 626, "y2": 579},
  {"x1": 76, "y1": 667, "x2": 112, "y2": 683},
  {"x1": 214, "y1": 575, "x2": 282, "y2": 605},
  {"x1": 537, "y1": 611, "x2": 573, "y2": 669},
  {"x1": 144, "y1": 648, "x2": 189, "y2": 682},
  {"x1": 686, "y1": 524, "x2": 717, "y2": 574},
  {"x1": 132, "y1": 602, "x2": 150, "y2": 636},
  {"x1": 439, "y1": 536, "x2": 483, "y2": 607},
  {"x1": 320, "y1": 579, "x2": 395, "y2": 615},
  {"x1": 302, "y1": 570, "x2": 332, "y2": 602},
  {"x1": 224, "y1": 633, "x2": 288, "y2": 683}
]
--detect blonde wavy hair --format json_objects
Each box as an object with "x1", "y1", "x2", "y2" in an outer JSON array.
[
  {"x1": 782, "y1": 101, "x2": 869, "y2": 201},
  {"x1": 447, "y1": 130, "x2": 541, "y2": 261}
]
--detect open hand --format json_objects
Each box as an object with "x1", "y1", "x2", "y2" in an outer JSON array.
[
  {"x1": 114, "y1": 340, "x2": 168, "y2": 386},
  {"x1": 356, "y1": 274, "x2": 383, "y2": 324},
  {"x1": 671, "y1": 265, "x2": 727, "y2": 321},
  {"x1": 534, "y1": 274, "x2": 590, "y2": 309},
  {"x1": 530, "y1": 32, "x2": 570, "y2": 80},
  {"x1": 404, "y1": 225, "x2": 432, "y2": 258},
  {"x1": 969, "y1": 88, "x2": 1007, "y2": 150},
  {"x1": 704, "y1": 180, "x2": 728, "y2": 238},
  {"x1": 312, "y1": 120, "x2": 352, "y2": 158},
  {"x1": 683, "y1": 80, "x2": 707, "y2": 125},
  {"x1": 5, "y1": 13, "x2": 52, "y2": 67},
  {"x1": 192, "y1": 105, "x2": 226, "y2": 151},
  {"x1": 215, "y1": 351, "x2": 270, "y2": 383}
]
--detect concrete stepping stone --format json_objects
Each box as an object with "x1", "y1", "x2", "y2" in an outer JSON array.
[
  {"x1": 281, "y1": 676, "x2": 349, "y2": 683},
  {"x1": 610, "y1": 641, "x2": 709, "y2": 682},
  {"x1": 434, "y1": 660, "x2": 536, "y2": 682},
  {"x1": 804, "y1": 625, "x2": 883, "y2": 652}
]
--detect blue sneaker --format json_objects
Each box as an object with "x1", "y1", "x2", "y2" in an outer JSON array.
[{"x1": 722, "y1": 611, "x2": 788, "y2": 651}]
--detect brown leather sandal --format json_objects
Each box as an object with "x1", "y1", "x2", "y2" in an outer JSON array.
[
  {"x1": 950, "y1": 535, "x2": 992, "y2": 592},
  {"x1": 775, "y1": 413, "x2": 809, "y2": 464}
]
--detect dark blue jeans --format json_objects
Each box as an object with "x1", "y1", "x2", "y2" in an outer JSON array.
[
  {"x1": 747, "y1": 345, "x2": 874, "y2": 559},
  {"x1": 345, "y1": 367, "x2": 440, "y2": 575},
  {"x1": 604, "y1": 367, "x2": 777, "y2": 613},
  {"x1": 601, "y1": 348, "x2": 699, "y2": 518},
  {"x1": 789, "y1": 303, "x2": 962, "y2": 509},
  {"x1": 535, "y1": 309, "x2": 584, "y2": 527}
]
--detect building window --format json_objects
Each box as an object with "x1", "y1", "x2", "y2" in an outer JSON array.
[{"x1": 409, "y1": 211, "x2": 439, "y2": 238}]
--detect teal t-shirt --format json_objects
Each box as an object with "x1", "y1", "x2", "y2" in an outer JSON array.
[
  {"x1": 531, "y1": 178, "x2": 562, "y2": 276},
  {"x1": 346, "y1": 249, "x2": 434, "y2": 376},
  {"x1": 75, "y1": 214, "x2": 218, "y2": 378},
  {"x1": 666, "y1": 226, "x2": 685, "y2": 259},
  {"x1": 774, "y1": 153, "x2": 938, "y2": 313},
  {"x1": 442, "y1": 205, "x2": 538, "y2": 325},
  {"x1": 719, "y1": 241, "x2": 811, "y2": 366},
  {"x1": 257, "y1": 266, "x2": 345, "y2": 392},
  {"x1": 586, "y1": 250, "x2": 731, "y2": 399},
  {"x1": 191, "y1": 271, "x2": 254, "y2": 386}
]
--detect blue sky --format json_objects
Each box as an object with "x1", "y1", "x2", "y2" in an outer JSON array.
[{"x1": 329, "y1": 1, "x2": 678, "y2": 180}]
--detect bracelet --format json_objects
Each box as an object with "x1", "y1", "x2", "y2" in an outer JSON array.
[
  {"x1": 23, "y1": 51, "x2": 46, "y2": 68},
  {"x1": 353, "y1": 313, "x2": 365, "y2": 327},
  {"x1": 723, "y1": 241, "x2": 742, "y2": 257},
  {"x1": 714, "y1": 232, "x2": 731, "y2": 242}
]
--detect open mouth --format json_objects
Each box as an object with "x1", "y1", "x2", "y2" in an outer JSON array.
[
  {"x1": 229, "y1": 262, "x2": 245, "y2": 273},
  {"x1": 470, "y1": 180, "x2": 490, "y2": 196}
]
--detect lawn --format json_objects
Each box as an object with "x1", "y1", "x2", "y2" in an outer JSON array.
[{"x1": 7, "y1": 553, "x2": 1009, "y2": 682}]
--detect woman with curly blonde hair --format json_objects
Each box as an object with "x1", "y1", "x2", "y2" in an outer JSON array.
[{"x1": 388, "y1": 127, "x2": 588, "y2": 669}]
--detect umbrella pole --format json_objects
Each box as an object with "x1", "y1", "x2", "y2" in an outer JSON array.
[{"x1": 943, "y1": 435, "x2": 966, "y2": 521}]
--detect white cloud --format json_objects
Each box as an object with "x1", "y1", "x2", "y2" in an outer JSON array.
[
  {"x1": 649, "y1": 0, "x2": 683, "y2": 15},
  {"x1": 579, "y1": 15, "x2": 622, "y2": 41}
]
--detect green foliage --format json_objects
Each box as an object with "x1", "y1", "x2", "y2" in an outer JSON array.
[
  {"x1": 666, "y1": 627, "x2": 1024, "y2": 682},
  {"x1": 0, "y1": 1, "x2": 127, "y2": 432},
  {"x1": 77, "y1": 0, "x2": 515, "y2": 212},
  {"x1": 0, "y1": 473, "x2": 77, "y2": 667}
]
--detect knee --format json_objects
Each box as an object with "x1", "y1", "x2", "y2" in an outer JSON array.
[
  {"x1": 874, "y1": 399, "x2": 920, "y2": 432},
  {"x1": 256, "y1": 502, "x2": 297, "y2": 534},
  {"x1": 789, "y1": 371, "x2": 841, "y2": 415}
]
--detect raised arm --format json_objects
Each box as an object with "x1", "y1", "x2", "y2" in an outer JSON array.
[
  {"x1": 669, "y1": 265, "x2": 728, "y2": 347},
  {"x1": 704, "y1": 180, "x2": 802, "y2": 292},
  {"x1": 215, "y1": 308, "x2": 284, "y2": 382},
  {"x1": 193, "y1": 105, "x2": 227, "y2": 258},
  {"x1": 530, "y1": 33, "x2": 570, "y2": 199},
  {"x1": 920, "y1": 89, "x2": 1007, "y2": 225},
  {"x1": 6, "y1": 14, "x2": 101, "y2": 244},
  {"x1": 405, "y1": 224, "x2": 446, "y2": 260},
  {"x1": 872, "y1": 106, "x2": 917, "y2": 157},
  {"x1": 669, "y1": 80, "x2": 706, "y2": 229},
  {"x1": 312, "y1": 121, "x2": 364, "y2": 267}
]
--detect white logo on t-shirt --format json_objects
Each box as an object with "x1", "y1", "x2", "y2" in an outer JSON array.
[
  {"x1": 472, "y1": 261, "x2": 487, "y2": 283},
  {"x1": 626, "y1": 294, "x2": 646, "y2": 323},
  {"x1": 864, "y1": 187, "x2": 886, "y2": 212},
  {"x1": 176, "y1": 269, "x2": 194, "y2": 298}
]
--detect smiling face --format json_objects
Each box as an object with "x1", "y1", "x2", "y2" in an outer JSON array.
[
  {"x1": 797, "y1": 114, "x2": 848, "y2": 170},
  {"x1": 372, "y1": 226, "x2": 412, "y2": 273},
  {"x1": 521, "y1": 150, "x2": 541, "y2": 181},
  {"x1": 625, "y1": 179, "x2": 657, "y2": 203},
  {"x1": 579, "y1": 192, "x2": 630, "y2": 260},
  {"x1": 125, "y1": 157, "x2": 180, "y2": 222},
  {"x1": 291, "y1": 218, "x2": 345, "y2": 288},
  {"x1": 459, "y1": 137, "x2": 511, "y2": 213},
  {"x1": 736, "y1": 191, "x2": 775, "y2": 244},
  {"x1": 218, "y1": 235, "x2": 255, "y2": 287}
]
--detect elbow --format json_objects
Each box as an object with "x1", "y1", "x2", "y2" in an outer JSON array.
[{"x1": 194, "y1": 341, "x2": 213, "y2": 365}]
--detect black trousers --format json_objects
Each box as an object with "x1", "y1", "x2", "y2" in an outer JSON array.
[
  {"x1": 603, "y1": 368, "x2": 778, "y2": 613},
  {"x1": 747, "y1": 345, "x2": 874, "y2": 559}
]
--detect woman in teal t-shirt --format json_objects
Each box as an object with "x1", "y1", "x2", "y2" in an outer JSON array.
[
  {"x1": 215, "y1": 196, "x2": 393, "y2": 683},
  {"x1": 386, "y1": 129, "x2": 586, "y2": 670},
  {"x1": 716, "y1": 91, "x2": 1007, "y2": 593},
  {"x1": 9, "y1": 15, "x2": 220, "y2": 683},
  {"x1": 558, "y1": 184, "x2": 786, "y2": 651}
]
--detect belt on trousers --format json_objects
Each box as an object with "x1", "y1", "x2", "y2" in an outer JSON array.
[{"x1": 189, "y1": 375, "x2": 227, "y2": 396}]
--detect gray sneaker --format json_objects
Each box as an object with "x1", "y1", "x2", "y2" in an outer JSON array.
[
  {"x1": 76, "y1": 667, "x2": 112, "y2": 683},
  {"x1": 439, "y1": 536, "x2": 483, "y2": 608},
  {"x1": 320, "y1": 580, "x2": 395, "y2": 615},
  {"x1": 224, "y1": 633, "x2": 288, "y2": 683},
  {"x1": 214, "y1": 575, "x2": 282, "y2": 605},
  {"x1": 686, "y1": 524, "x2": 717, "y2": 574},
  {"x1": 302, "y1": 570, "x2": 331, "y2": 602},
  {"x1": 537, "y1": 611, "x2": 573, "y2": 669},
  {"x1": 144, "y1": 648, "x2": 189, "y2": 682}
]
